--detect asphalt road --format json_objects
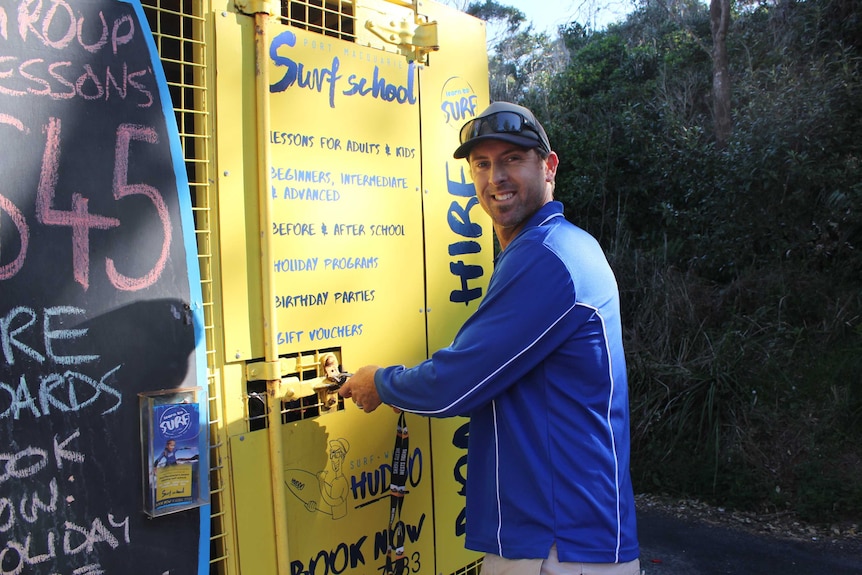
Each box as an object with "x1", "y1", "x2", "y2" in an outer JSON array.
[{"x1": 638, "y1": 508, "x2": 862, "y2": 574}]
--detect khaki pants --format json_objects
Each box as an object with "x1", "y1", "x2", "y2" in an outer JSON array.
[{"x1": 481, "y1": 545, "x2": 641, "y2": 575}]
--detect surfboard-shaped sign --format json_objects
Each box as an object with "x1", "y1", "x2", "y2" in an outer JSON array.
[{"x1": 0, "y1": 1, "x2": 209, "y2": 573}]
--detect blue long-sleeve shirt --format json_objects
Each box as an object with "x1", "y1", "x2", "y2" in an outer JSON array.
[{"x1": 375, "y1": 201, "x2": 639, "y2": 563}]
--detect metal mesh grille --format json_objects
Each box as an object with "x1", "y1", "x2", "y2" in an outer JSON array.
[
  {"x1": 278, "y1": 0, "x2": 356, "y2": 40},
  {"x1": 245, "y1": 349, "x2": 346, "y2": 432},
  {"x1": 138, "y1": 2, "x2": 229, "y2": 572}
]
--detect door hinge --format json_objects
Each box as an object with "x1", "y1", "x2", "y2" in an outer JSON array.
[{"x1": 365, "y1": 16, "x2": 439, "y2": 64}]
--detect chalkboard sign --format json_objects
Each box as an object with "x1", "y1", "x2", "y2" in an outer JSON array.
[{"x1": 0, "y1": 1, "x2": 209, "y2": 573}]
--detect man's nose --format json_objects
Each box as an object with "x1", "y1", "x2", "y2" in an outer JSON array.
[{"x1": 490, "y1": 162, "x2": 508, "y2": 184}]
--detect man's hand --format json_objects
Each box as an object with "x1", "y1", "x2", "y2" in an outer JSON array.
[{"x1": 338, "y1": 365, "x2": 382, "y2": 412}]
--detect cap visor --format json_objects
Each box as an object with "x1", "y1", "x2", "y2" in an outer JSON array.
[{"x1": 453, "y1": 133, "x2": 544, "y2": 159}]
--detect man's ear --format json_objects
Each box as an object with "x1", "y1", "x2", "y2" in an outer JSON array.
[{"x1": 544, "y1": 152, "x2": 559, "y2": 182}]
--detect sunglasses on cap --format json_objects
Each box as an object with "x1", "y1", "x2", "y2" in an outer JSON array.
[{"x1": 458, "y1": 111, "x2": 549, "y2": 152}]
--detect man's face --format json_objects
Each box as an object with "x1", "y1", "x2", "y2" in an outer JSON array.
[{"x1": 468, "y1": 140, "x2": 557, "y2": 247}]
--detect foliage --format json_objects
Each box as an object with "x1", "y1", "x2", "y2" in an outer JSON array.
[
  {"x1": 465, "y1": 1, "x2": 570, "y2": 103},
  {"x1": 488, "y1": 0, "x2": 862, "y2": 522}
]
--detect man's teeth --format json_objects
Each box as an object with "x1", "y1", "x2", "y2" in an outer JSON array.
[{"x1": 494, "y1": 193, "x2": 514, "y2": 201}]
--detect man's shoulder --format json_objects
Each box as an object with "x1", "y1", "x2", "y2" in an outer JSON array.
[{"x1": 529, "y1": 217, "x2": 597, "y2": 250}]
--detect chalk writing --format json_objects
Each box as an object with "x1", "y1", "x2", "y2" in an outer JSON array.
[
  {"x1": 0, "y1": 306, "x2": 122, "y2": 420},
  {"x1": 0, "y1": 111, "x2": 29, "y2": 279},
  {"x1": 3, "y1": 0, "x2": 204, "y2": 570},
  {"x1": 0, "y1": 431, "x2": 130, "y2": 571},
  {"x1": 0, "y1": 3, "x2": 154, "y2": 106},
  {"x1": 36, "y1": 116, "x2": 117, "y2": 290},
  {"x1": 1, "y1": 306, "x2": 94, "y2": 367},
  {"x1": 0, "y1": 431, "x2": 82, "y2": 484},
  {"x1": 0, "y1": 195, "x2": 28, "y2": 279},
  {"x1": 109, "y1": 123, "x2": 172, "y2": 291},
  {"x1": 0, "y1": 514, "x2": 130, "y2": 572},
  {"x1": 0, "y1": 364, "x2": 123, "y2": 421},
  {"x1": 0, "y1": 115, "x2": 171, "y2": 290}
]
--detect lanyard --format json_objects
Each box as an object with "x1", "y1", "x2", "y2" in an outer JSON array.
[{"x1": 385, "y1": 411, "x2": 409, "y2": 574}]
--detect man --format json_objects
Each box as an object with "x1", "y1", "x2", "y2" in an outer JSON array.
[{"x1": 339, "y1": 102, "x2": 640, "y2": 575}]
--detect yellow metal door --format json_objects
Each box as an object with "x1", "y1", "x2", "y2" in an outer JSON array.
[{"x1": 209, "y1": 2, "x2": 490, "y2": 574}]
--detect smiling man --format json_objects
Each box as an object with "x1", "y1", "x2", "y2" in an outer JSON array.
[{"x1": 340, "y1": 102, "x2": 640, "y2": 575}]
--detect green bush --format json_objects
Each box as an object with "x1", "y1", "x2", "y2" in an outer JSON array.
[{"x1": 502, "y1": 0, "x2": 862, "y2": 524}]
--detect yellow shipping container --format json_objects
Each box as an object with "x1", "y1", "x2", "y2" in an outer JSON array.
[{"x1": 153, "y1": 1, "x2": 491, "y2": 574}]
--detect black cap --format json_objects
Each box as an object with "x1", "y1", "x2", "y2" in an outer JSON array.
[{"x1": 453, "y1": 101, "x2": 551, "y2": 159}]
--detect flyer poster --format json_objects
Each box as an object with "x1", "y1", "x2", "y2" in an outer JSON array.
[{"x1": 150, "y1": 402, "x2": 202, "y2": 511}]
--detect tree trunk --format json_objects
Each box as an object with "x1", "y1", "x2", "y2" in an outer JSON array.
[{"x1": 710, "y1": 0, "x2": 732, "y2": 147}]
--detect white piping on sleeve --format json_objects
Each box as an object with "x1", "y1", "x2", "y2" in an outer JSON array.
[
  {"x1": 492, "y1": 400, "x2": 504, "y2": 556},
  {"x1": 537, "y1": 212, "x2": 564, "y2": 227},
  {"x1": 593, "y1": 307, "x2": 624, "y2": 562},
  {"x1": 405, "y1": 303, "x2": 578, "y2": 416}
]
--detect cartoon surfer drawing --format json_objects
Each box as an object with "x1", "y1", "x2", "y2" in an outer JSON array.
[
  {"x1": 285, "y1": 437, "x2": 350, "y2": 519},
  {"x1": 319, "y1": 438, "x2": 350, "y2": 519}
]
